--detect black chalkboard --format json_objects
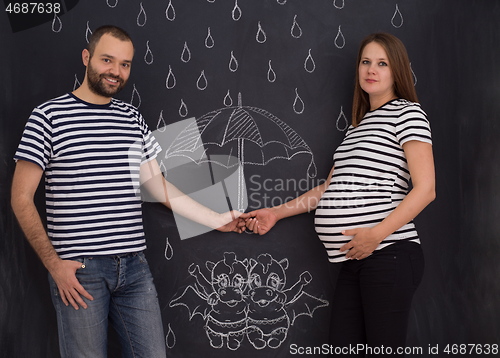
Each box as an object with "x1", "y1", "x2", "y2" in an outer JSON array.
[{"x1": 1, "y1": 1, "x2": 499, "y2": 357}]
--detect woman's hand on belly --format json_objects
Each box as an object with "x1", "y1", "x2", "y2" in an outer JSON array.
[{"x1": 339, "y1": 227, "x2": 384, "y2": 260}]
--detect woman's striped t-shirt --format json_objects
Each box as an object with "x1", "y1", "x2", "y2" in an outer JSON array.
[
  {"x1": 14, "y1": 93, "x2": 161, "y2": 259},
  {"x1": 314, "y1": 99, "x2": 432, "y2": 263}
]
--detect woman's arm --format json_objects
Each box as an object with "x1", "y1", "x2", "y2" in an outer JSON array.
[
  {"x1": 246, "y1": 165, "x2": 335, "y2": 235},
  {"x1": 340, "y1": 140, "x2": 436, "y2": 260}
]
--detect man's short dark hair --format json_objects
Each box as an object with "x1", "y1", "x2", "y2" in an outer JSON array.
[{"x1": 87, "y1": 25, "x2": 133, "y2": 57}]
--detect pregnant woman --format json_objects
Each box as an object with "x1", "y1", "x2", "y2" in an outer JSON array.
[{"x1": 244, "y1": 32, "x2": 435, "y2": 357}]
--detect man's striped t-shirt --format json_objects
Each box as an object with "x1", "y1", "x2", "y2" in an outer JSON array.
[
  {"x1": 14, "y1": 93, "x2": 161, "y2": 259},
  {"x1": 314, "y1": 99, "x2": 432, "y2": 263}
]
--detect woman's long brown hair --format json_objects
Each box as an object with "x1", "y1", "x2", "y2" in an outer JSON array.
[{"x1": 351, "y1": 33, "x2": 418, "y2": 127}]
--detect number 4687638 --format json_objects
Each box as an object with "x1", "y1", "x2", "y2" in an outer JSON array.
[{"x1": 5, "y1": 3, "x2": 61, "y2": 14}]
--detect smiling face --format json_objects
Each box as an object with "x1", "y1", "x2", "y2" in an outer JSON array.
[
  {"x1": 81, "y1": 33, "x2": 134, "y2": 102},
  {"x1": 358, "y1": 41, "x2": 396, "y2": 110}
]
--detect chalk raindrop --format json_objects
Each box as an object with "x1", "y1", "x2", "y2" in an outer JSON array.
[
  {"x1": 181, "y1": 42, "x2": 191, "y2": 63},
  {"x1": 197, "y1": 70, "x2": 208, "y2": 90},
  {"x1": 179, "y1": 99, "x2": 188, "y2": 117},
  {"x1": 268, "y1": 60, "x2": 277, "y2": 82},
  {"x1": 293, "y1": 88, "x2": 305, "y2": 114},
  {"x1": 52, "y1": 13, "x2": 62, "y2": 32},
  {"x1": 391, "y1": 4, "x2": 403, "y2": 28},
  {"x1": 166, "y1": 0, "x2": 175, "y2": 21},
  {"x1": 205, "y1": 27, "x2": 214, "y2": 48},
  {"x1": 137, "y1": 2, "x2": 147, "y2": 27},
  {"x1": 256, "y1": 21, "x2": 267, "y2": 43},
  {"x1": 232, "y1": 0, "x2": 242, "y2": 21},
  {"x1": 291, "y1": 15, "x2": 302, "y2": 38},
  {"x1": 166, "y1": 66, "x2": 176, "y2": 89},
  {"x1": 304, "y1": 49, "x2": 316, "y2": 73},
  {"x1": 144, "y1": 41, "x2": 153, "y2": 64},
  {"x1": 334, "y1": 25, "x2": 345, "y2": 48},
  {"x1": 229, "y1": 51, "x2": 239, "y2": 72}
]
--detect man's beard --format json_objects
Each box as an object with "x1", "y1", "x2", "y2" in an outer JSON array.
[{"x1": 87, "y1": 62, "x2": 127, "y2": 97}]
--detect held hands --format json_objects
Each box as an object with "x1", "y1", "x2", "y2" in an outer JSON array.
[
  {"x1": 215, "y1": 208, "x2": 278, "y2": 235},
  {"x1": 215, "y1": 210, "x2": 249, "y2": 233},
  {"x1": 242, "y1": 208, "x2": 279, "y2": 235}
]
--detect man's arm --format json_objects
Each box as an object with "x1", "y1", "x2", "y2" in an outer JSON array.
[
  {"x1": 140, "y1": 158, "x2": 244, "y2": 232},
  {"x1": 11, "y1": 160, "x2": 93, "y2": 309}
]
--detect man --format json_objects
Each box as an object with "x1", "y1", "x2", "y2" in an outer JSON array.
[{"x1": 11, "y1": 25, "x2": 243, "y2": 358}]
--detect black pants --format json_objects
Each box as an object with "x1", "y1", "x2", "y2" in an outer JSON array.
[{"x1": 328, "y1": 241, "x2": 425, "y2": 357}]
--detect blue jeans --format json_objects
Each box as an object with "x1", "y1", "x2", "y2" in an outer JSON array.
[{"x1": 48, "y1": 252, "x2": 166, "y2": 358}]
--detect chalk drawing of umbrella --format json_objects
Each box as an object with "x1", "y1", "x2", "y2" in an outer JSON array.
[{"x1": 165, "y1": 95, "x2": 317, "y2": 211}]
